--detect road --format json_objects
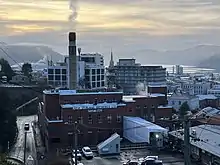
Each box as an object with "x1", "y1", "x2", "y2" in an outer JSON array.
[{"x1": 9, "y1": 115, "x2": 37, "y2": 165}]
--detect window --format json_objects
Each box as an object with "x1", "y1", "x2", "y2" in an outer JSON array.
[
  {"x1": 97, "y1": 75, "x2": 100, "y2": 81},
  {"x1": 117, "y1": 115, "x2": 121, "y2": 123},
  {"x1": 88, "y1": 115, "x2": 92, "y2": 124},
  {"x1": 136, "y1": 105, "x2": 141, "y2": 109},
  {"x1": 48, "y1": 69, "x2": 54, "y2": 74},
  {"x1": 107, "y1": 114, "x2": 112, "y2": 123},
  {"x1": 68, "y1": 115, "x2": 73, "y2": 124},
  {"x1": 55, "y1": 69, "x2": 61, "y2": 74},
  {"x1": 62, "y1": 75, "x2": 67, "y2": 81},
  {"x1": 92, "y1": 69, "x2": 96, "y2": 75},
  {"x1": 85, "y1": 69, "x2": 90, "y2": 75},
  {"x1": 97, "y1": 82, "x2": 100, "y2": 87},
  {"x1": 92, "y1": 82, "x2": 96, "y2": 88},
  {"x1": 92, "y1": 76, "x2": 96, "y2": 81},
  {"x1": 97, "y1": 69, "x2": 100, "y2": 74},
  {"x1": 101, "y1": 69, "x2": 104, "y2": 74},
  {"x1": 97, "y1": 114, "x2": 102, "y2": 123},
  {"x1": 144, "y1": 105, "x2": 148, "y2": 109},
  {"x1": 101, "y1": 75, "x2": 105, "y2": 80},
  {"x1": 48, "y1": 75, "x2": 54, "y2": 80},
  {"x1": 101, "y1": 81, "x2": 105, "y2": 87},
  {"x1": 55, "y1": 75, "x2": 60, "y2": 80},
  {"x1": 78, "y1": 116, "x2": 83, "y2": 124},
  {"x1": 62, "y1": 69, "x2": 67, "y2": 74}
]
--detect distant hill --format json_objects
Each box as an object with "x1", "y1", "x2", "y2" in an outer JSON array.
[
  {"x1": 197, "y1": 54, "x2": 220, "y2": 71},
  {"x1": 0, "y1": 43, "x2": 63, "y2": 65},
  {"x1": 135, "y1": 45, "x2": 220, "y2": 66}
]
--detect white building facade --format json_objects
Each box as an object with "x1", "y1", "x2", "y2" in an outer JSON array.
[
  {"x1": 181, "y1": 81, "x2": 211, "y2": 95},
  {"x1": 168, "y1": 91, "x2": 199, "y2": 111},
  {"x1": 208, "y1": 85, "x2": 220, "y2": 97}
]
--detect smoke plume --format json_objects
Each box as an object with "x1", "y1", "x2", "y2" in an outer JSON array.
[
  {"x1": 69, "y1": 0, "x2": 78, "y2": 22},
  {"x1": 136, "y1": 82, "x2": 146, "y2": 95}
]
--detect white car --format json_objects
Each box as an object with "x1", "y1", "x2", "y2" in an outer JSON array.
[
  {"x1": 82, "y1": 147, "x2": 93, "y2": 159},
  {"x1": 72, "y1": 150, "x2": 82, "y2": 161}
]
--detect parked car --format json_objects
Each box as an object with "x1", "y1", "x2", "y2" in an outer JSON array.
[
  {"x1": 24, "y1": 123, "x2": 30, "y2": 131},
  {"x1": 82, "y1": 147, "x2": 93, "y2": 159},
  {"x1": 72, "y1": 150, "x2": 82, "y2": 161}
]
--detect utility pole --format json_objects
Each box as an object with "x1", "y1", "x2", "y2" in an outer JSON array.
[
  {"x1": 24, "y1": 131, "x2": 27, "y2": 165},
  {"x1": 183, "y1": 115, "x2": 191, "y2": 165},
  {"x1": 74, "y1": 121, "x2": 78, "y2": 165}
]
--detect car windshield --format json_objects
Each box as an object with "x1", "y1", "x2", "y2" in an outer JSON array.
[{"x1": 85, "y1": 149, "x2": 91, "y2": 152}]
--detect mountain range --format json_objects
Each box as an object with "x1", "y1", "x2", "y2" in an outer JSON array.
[{"x1": 1, "y1": 43, "x2": 220, "y2": 71}]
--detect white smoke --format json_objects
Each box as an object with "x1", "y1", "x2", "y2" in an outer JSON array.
[
  {"x1": 136, "y1": 82, "x2": 147, "y2": 95},
  {"x1": 69, "y1": 0, "x2": 78, "y2": 22}
]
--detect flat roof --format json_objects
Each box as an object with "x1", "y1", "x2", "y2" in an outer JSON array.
[
  {"x1": 43, "y1": 90, "x2": 123, "y2": 96},
  {"x1": 169, "y1": 125, "x2": 220, "y2": 157},
  {"x1": 61, "y1": 102, "x2": 126, "y2": 110},
  {"x1": 197, "y1": 94, "x2": 217, "y2": 100}
]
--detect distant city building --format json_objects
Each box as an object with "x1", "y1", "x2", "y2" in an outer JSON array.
[
  {"x1": 172, "y1": 65, "x2": 183, "y2": 75},
  {"x1": 47, "y1": 53, "x2": 105, "y2": 89},
  {"x1": 181, "y1": 81, "x2": 211, "y2": 95},
  {"x1": 208, "y1": 85, "x2": 220, "y2": 98},
  {"x1": 168, "y1": 90, "x2": 199, "y2": 111},
  {"x1": 107, "y1": 58, "x2": 166, "y2": 95}
]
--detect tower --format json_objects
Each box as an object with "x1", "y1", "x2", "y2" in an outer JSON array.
[
  {"x1": 109, "y1": 49, "x2": 114, "y2": 68},
  {"x1": 68, "y1": 32, "x2": 77, "y2": 90}
]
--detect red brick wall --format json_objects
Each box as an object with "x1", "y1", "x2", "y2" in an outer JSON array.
[{"x1": 44, "y1": 94, "x2": 60, "y2": 120}]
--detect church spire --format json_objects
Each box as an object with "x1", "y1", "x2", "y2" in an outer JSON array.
[{"x1": 109, "y1": 49, "x2": 114, "y2": 68}]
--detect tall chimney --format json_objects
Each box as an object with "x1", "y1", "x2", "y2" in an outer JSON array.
[{"x1": 68, "y1": 32, "x2": 77, "y2": 90}]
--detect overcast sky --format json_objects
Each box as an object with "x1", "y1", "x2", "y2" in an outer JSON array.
[{"x1": 0, "y1": 0, "x2": 220, "y2": 62}]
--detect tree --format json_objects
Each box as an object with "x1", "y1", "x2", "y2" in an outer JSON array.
[
  {"x1": 0, "y1": 89, "x2": 17, "y2": 152},
  {"x1": 22, "y1": 63, "x2": 32, "y2": 80},
  {"x1": 179, "y1": 101, "x2": 190, "y2": 119},
  {"x1": 0, "y1": 58, "x2": 14, "y2": 81}
]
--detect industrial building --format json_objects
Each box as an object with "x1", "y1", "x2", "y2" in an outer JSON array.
[
  {"x1": 169, "y1": 125, "x2": 220, "y2": 165},
  {"x1": 38, "y1": 88, "x2": 172, "y2": 151},
  {"x1": 107, "y1": 58, "x2": 166, "y2": 95}
]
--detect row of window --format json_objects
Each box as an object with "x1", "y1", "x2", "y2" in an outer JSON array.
[
  {"x1": 87, "y1": 81, "x2": 105, "y2": 88},
  {"x1": 67, "y1": 115, "x2": 122, "y2": 124},
  {"x1": 85, "y1": 75, "x2": 105, "y2": 81},
  {"x1": 85, "y1": 69, "x2": 105, "y2": 75},
  {"x1": 48, "y1": 75, "x2": 67, "y2": 81},
  {"x1": 48, "y1": 81, "x2": 67, "y2": 86},
  {"x1": 48, "y1": 69, "x2": 67, "y2": 75}
]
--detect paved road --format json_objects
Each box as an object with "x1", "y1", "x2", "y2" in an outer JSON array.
[{"x1": 9, "y1": 115, "x2": 37, "y2": 165}]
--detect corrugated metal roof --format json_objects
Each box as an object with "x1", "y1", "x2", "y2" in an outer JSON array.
[{"x1": 169, "y1": 125, "x2": 220, "y2": 157}]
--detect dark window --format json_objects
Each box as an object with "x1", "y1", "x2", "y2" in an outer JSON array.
[
  {"x1": 78, "y1": 116, "x2": 83, "y2": 124},
  {"x1": 68, "y1": 115, "x2": 73, "y2": 124},
  {"x1": 97, "y1": 114, "x2": 102, "y2": 123},
  {"x1": 62, "y1": 75, "x2": 67, "y2": 80},
  {"x1": 97, "y1": 82, "x2": 100, "y2": 87},
  {"x1": 48, "y1": 69, "x2": 54, "y2": 74},
  {"x1": 85, "y1": 76, "x2": 90, "y2": 82},
  {"x1": 48, "y1": 75, "x2": 54, "y2": 80},
  {"x1": 92, "y1": 69, "x2": 96, "y2": 75},
  {"x1": 117, "y1": 115, "x2": 121, "y2": 123},
  {"x1": 107, "y1": 114, "x2": 112, "y2": 123},
  {"x1": 92, "y1": 82, "x2": 96, "y2": 88},
  {"x1": 55, "y1": 75, "x2": 60, "y2": 80},
  {"x1": 85, "y1": 69, "x2": 90, "y2": 75},
  {"x1": 101, "y1": 75, "x2": 104, "y2": 80},
  {"x1": 62, "y1": 81, "x2": 67, "y2": 86},
  {"x1": 88, "y1": 115, "x2": 92, "y2": 124},
  {"x1": 136, "y1": 105, "x2": 141, "y2": 109},
  {"x1": 101, "y1": 81, "x2": 105, "y2": 87},
  {"x1": 55, "y1": 69, "x2": 61, "y2": 74},
  {"x1": 92, "y1": 76, "x2": 96, "y2": 81},
  {"x1": 101, "y1": 69, "x2": 104, "y2": 74},
  {"x1": 97, "y1": 75, "x2": 100, "y2": 81},
  {"x1": 97, "y1": 69, "x2": 100, "y2": 74},
  {"x1": 62, "y1": 69, "x2": 67, "y2": 74}
]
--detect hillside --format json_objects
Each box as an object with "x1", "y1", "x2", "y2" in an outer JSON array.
[
  {"x1": 198, "y1": 54, "x2": 220, "y2": 71},
  {"x1": 0, "y1": 43, "x2": 63, "y2": 65},
  {"x1": 135, "y1": 45, "x2": 220, "y2": 65}
]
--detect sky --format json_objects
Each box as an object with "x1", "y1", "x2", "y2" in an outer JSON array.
[{"x1": 0, "y1": 0, "x2": 220, "y2": 62}]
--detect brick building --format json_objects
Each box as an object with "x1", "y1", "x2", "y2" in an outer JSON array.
[{"x1": 38, "y1": 89, "x2": 172, "y2": 151}]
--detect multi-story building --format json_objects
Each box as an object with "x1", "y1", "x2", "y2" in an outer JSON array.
[
  {"x1": 107, "y1": 58, "x2": 166, "y2": 95},
  {"x1": 208, "y1": 85, "x2": 220, "y2": 97},
  {"x1": 47, "y1": 53, "x2": 105, "y2": 89},
  {"x1": 38, "y1": 88, "x2": 172, "y2": 151},
  {"x1": 181, "y1": 81, "x2": 211, "y2": 95}
]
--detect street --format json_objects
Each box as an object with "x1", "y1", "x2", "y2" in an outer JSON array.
[{"x1": 9, "y1": 115, "x2": 37, "y2": 165}]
